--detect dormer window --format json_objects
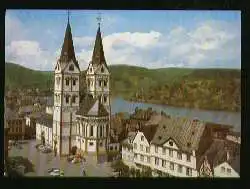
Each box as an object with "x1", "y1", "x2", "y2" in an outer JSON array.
[
  {"x1": 169, "y1": 141, "x2": 173, "y2": 146},
  {"x1": 101, "y1": 67, "x2": 104, "y2": 73},
  {"x1": 69, "y1": 64, "x2": 74, "y2": 71}
]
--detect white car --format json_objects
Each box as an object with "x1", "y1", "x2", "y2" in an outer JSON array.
[{"x1": 49, "y1": 169, "x2": 64, "y2": 177}]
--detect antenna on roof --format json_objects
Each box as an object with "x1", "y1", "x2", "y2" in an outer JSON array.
[
  {"x1": 96, "y1": 11, "x2": 102, "y2": 27},
  {"x1": 67, "y1": 10, "x2": 70, "y2": 24}
]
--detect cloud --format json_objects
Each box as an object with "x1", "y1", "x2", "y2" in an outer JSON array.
[
  {"x1": 5, "y1": 11, "x2": 240, "y2": 71},
  {"x1": 5, "y1": 40, "x2": 56, "y2": 70}
]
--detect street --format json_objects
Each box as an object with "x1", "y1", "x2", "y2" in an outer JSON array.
[{"x1": 8, "y1": 140, "x2": 114, "y2": 177}]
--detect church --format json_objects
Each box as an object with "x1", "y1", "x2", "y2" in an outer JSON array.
[{"x1": 36, "y1": 14, "x2": 111, "y2": 159}]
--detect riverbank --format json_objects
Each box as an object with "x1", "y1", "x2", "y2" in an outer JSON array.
[{"x1": 126, "y1": 97, "x2": 241, "y2": 113}]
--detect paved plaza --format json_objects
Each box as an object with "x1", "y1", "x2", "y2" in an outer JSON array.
[{"x1": 8, "y1": 140, "x2": 114, "y2": 177}]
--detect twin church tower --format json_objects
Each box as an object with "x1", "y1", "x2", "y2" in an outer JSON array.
[{"x1": 52, "y1": 14, "x2": 111, "y2": 157}]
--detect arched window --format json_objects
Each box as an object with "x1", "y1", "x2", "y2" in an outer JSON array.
[
  {"x1": 87, "y1": 79, "x2": 90, "y2": 87},
  {"x1": 65, "y1": 78, "x2": 69, "y2": 86},
  {"x1": 104, "y1": 96, "x2": 107, "y2": 103},
  {"x1": 100, "y1": 126, "x2": 103, "y2": 137},
  {"x1": 69, "y1": 64, "x2": 74, "y2": 71},
  {"x1": 72, "y1": 95, "x2": 76, "y2": 103},
  {"x1": 73, "y1": 78, "x2": 76, "y2": 86},
  {"x1": 104, "y1": 80, "x2": 107, "y2": 87},
  {"x1": 66, "y1": 95, "x2": 69, "y2": 103},
  {"x1": 101, "y1": 67, "x2": 104, "y2": 73},
  {"x1": 90, "y1": 126, "x2": 93, "y2": 137}
]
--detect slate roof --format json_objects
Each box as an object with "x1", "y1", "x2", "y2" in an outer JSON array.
[
  {"x1": 196, "y1": 139, "x2": 240, "y2": 173},
  {"x1": 141, "y1": 125, "x2": 158, "y2": 143},
  {"x1": 91, "y1": 25, "x2": 108, "y2": 69},
  {"x1": 58, "y1": 20, "x2": 80, "y2": 71},
  {"x1": 36, "y1": 113, "x2": 53, "y2": 128},
  {"x1": 18, "y1": 105, "x2": 34, "y2": 114},
  {"x1": 145, "y1": 113, "x2": 169, "y2": 126},
  {"x1": 151, "y1": 116, "x2": 206, "y2": 153},
  {"x1": 76, "y1": 95, "x2": 109, "y2": 117}
]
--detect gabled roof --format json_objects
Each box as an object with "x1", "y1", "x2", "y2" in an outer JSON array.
[
  {"x1": 196, "y1": 139, "x2": 240, "y2": 173},
  {"x1": 140, "y1": 125, "x2": 158, "y2": 143},
  {"x1": 58, "y1": 20, "x2": 80, "y2": 71},
  {"x1": 76, "y1": 95, "x2": 109, "y2": 117},
  {"x1": 151, "y1": 116, "x2": 206, "y2": 153},
  {"x1": 90, "y1": 25, "x2": 108, "y2": 70}
]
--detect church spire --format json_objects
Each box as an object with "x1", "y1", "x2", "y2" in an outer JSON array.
[
  {"x1": 59, "y1": 10, "x2": 79, "y2": 70},
  {"x1": 91, "y1": 14, "x2": 107, "y2": 67}
]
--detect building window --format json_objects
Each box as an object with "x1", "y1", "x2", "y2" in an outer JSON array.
[
  {"x1": 140, "y1": 155, "x2": 144, "y2": 162},
  {"x1": 72, "y1": 96, "x2": 76, "y2": 103},
  {"x1": 90, "y1": 126, "x2": 93, "y2": 137},
  {"x1": 99, "y1": 80, "x2": 102, "y2": 87},
  {"x1": 88, "y1": 80, "x2": 90, "y2": 87},
  {"x1": 147, "y1": 156, "x2": 150, "y2": 163},
  {"x1": 99, "y1": 142, "x2": 103, "y2": 147},
  {"x1": 155, "y1": 146, "x2": 158, "y2": 153},
  {"x1": 100, "y1": 126, "x2": 103, "y2": 137},
  {"x1": 162, "y1": 160, "x2": 166, "y2": 168},
  {"x1": 186, "y1": 168, "x2": 192, "y2": 176},
  {"x1": 66, "y1": 96, "x2": 69, "y2": 103},
  {"x1": 73, "y1": 79, "x2": 76, "y2": 86},
  {"x1": 104, "y1": 80, "x2": 107, "y2": 87},
  {"x1": 66, "y1": 78, "x2": 69, "y2": 86},
  {"x1": 227, "y1": 168, "x2": 231, "y2": 174},
  {"x1": 110, "y1": 146, "x2": 113, "y2": 151},
  {"x1": 178, "y1": 165, "x2": 183, "y2": 173},
  {"x1": 89, "y1": 142, "x2": 93, "y2": 146},
  {"x1": 104, "y1": 96, "x2": 107, "y2": 103},
  {"x1": 146, "y1": 147, "x2": 150, "y2": 153},
  {"x1": 155, "y1": 157, "x2": 159, "y2": 166},
  {"x1": 187, "y1": 154, "x2": 191, "y2": 162},
  {"x1": 140, "y1": 144, "x2": 143, "y2": 151},
  {"x1": 169, "y1": 149, "x2": 173, "y2": 157},
  {"x1": 221, "y1": 167, "x2": 225, "y2": 173},
  {"x1": 163, "y1": 148, "x2": 166, "y2": 155},
  {"x1": 69, "y1": 64, "x2": 74, "y2": 71},
  {"x1": 169, "y1": 141, "x2": 173, "y2": 146},
  {"x1": 170, "y1": 162, "x2": 174, "y2": 170},
  {"x1": 177, "y1": 152, "x2": 182, "y2": 160},
  {"x1": 134, "y1": 154, "x2": 137, "y2": 159},
  {"x1": 134, "y1": 143, "x2": 137, "y2": 149},
  {"x1": 141, "y1": 136, "x2": 144, "y2": 141},
  {"x1": 101, "y1": 67, "x2": 104, "y2": 73}
]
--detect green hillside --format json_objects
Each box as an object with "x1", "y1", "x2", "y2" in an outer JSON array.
[{"x1": 5, "y1": 62, "x2": 241, "y2": 112}]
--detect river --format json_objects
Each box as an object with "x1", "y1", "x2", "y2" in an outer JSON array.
[{"x1": 111, "y1": 97, "x2": 241, "y2": 132}]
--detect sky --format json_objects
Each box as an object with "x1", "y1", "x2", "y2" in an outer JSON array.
[{"x1": 5, "y1": 10, "x2": 241, "y2": 71}]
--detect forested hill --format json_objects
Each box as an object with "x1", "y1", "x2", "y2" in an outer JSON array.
[{"x1": 5, "y1": 62, "x2": 241, "y2": 112}]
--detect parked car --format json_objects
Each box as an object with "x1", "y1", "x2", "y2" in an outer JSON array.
[{"x1": 49, "y1": 169, "x2": 64, "y2": 177}]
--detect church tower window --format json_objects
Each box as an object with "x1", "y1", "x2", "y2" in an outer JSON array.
[
  {"x1": 66, "y1": 95, "x2": 69, "y2": 103},
  {"x1": 90, "y1": 126, "x2": 94, "y2": 137},
  {"x1": 100, "y1": 126, "x2": 103, "y2": 137},
  {"x1": 66, "y1": 78, "x2": 70, "y2": 86},
  {"x1": 104, "y1": 80, "x2": 107, "y2": 87},
  {"x1": 73, "y1": 79, "x2": 76, "y2": 86},
  {"x1": 69, "y1": 64, "x2": 74, "y2": 71},
  {"x1": 101, "y1": 67, "x2": 104, "y2": 73},
  {"x1": 99, "y1": 80, "x2": 102, "y2": 87},
  {"x1": 72, "y1": 96, "x2": 76, "y2": 103},
  {"x1": 87, "y1": 79, "x2": 90, "y2": 87},
  {"x1": 104, "y1": 96, "x2": 107, "y2": 103}
]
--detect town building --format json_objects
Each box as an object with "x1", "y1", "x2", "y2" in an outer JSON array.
[
  {"x1": 5, "y1": 107, "x2": 26, "y2": 140},
  {"x1": 122, "y1": 114, "x2": 239, "y2": 177},
  {"x1": 36, "y1": 114, "x2": 53, "y2": 146}
]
